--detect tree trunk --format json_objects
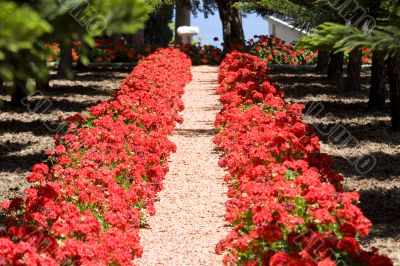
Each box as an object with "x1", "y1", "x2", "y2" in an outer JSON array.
[
  {"x1": 316, "y1": 50, "x2": 330, "y2": 73},
  {"x1": 327, "y1": 51, "x2": 344, "y2": 83},
  {"x1": 131, "y1": 30, "x2": 145, "y2": 48},
  {"x1": 175, "y1": 2, "x2": 191, "y2": 44},
  {"x1": 387, "y1": 54, "x2": 400, "y2": 130},
  {"x1": 57, "y1": 41, "x2": 73, "y2": 79},
  {"x1": 346, "y1": 48, "x2": 362, "y2": 91},
  {"x1": 145, "y1": 5, "x2": 174, "y2": 47},
  {"x1": 112, "y1": 34, "x2": 123, "y2": 47},
  {"x1": 216, "y1": 0, "x2": 245, "y2": 51},
  {"x1": 369, "y1": 51, "x2": 386, "y2": 109},
  {"x1": 35, "y1": 78, "x2": 50, "y2": 92},
  {"x1": 34, "y1": 58, "x2": 50, "y2": 92},
  {"x1": 11, "y1": 78, "x2": 26, "y2": 106}
]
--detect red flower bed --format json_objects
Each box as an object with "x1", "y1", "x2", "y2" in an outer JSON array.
[
  {"x1": 214, "y1": 52, "x2": 392, "y2": 265},
  {"x1": 0, "y1": 49, "x2": 192, "y2": 265},
  {"x1": 246, "y1": 35, "x2": 317, "y2": 66}
]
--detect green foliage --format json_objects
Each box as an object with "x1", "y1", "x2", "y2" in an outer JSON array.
[
  {"x1": 234, "y1": 0, "x2": 339, "y2": 30},
  {"x1": 0, "y1": 2, "x2": 51, "y2": 57},
  {"x1": 297, "y1": 22, "x2": 359, "y2": 51},
  {"x1": 0, "y1": 1, "x2": 51, "y2": 81},
  {"x1": 297, "y1": 1, "x2": 400, "y2": 58},
  {"x1": 144, "y1": 4, "x2": 174, "y2": 47}
]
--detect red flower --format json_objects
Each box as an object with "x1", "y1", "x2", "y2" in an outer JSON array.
[
  {"x1": 201, "y1": 57, "x2": 208, "y2": 64},
  {"x1": 337, "y1": 237, "x2": 361, "y2": 256},
  {"x1": 369, "y1": 254, "x2": 394, "y2": 266}
]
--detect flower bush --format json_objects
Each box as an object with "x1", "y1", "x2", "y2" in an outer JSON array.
[
  {"x1": 47, "y1": 39, "x2": 150, "y2": 63},
  {"x1": 175, "y1": 43, "x2": 223, "y2": 65},
  {"x1": 214, "y1": 51, "x2": 393, "y2": 265},
  {"x1": 74, "y1": 39, "x2": 153, "y2": 63},
  {"x1": 0, "y1": 48, "x2": 192, "y2": 265},
  {"x1": 246, "y1": 35, "x2": 318, "y2": 66}
]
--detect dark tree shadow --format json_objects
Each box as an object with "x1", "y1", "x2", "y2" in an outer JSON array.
[
  {"x1": 302, "y1": 100, "x2": 389, "y2": 119},
  {"x1": 44, "y1": 98, "x2": 100, "y2": 113},
  {"x1": 357, "y1": 187, "x2": 400, "y2": 242},
  {"x1": 270, "y1": 69, "x2": 374, "y2": 100},
  {"x1": 73, "y1": 70, "x2": 130, "y2": 80},
  {"x1": 0, "y1": 98, "x2": 100, "y2": 114},
  {"x1": 310, "y1": 121, "x2": 400, "y2": 146},
  {"x1": 49, "y1": 69, "x2": 131, "y2": 81},
  {"x1": 269, "y1": 72, "x2": 328, "y2": 84},
  {"x1": 0, "y1": 152, "x2": 47, "y2": 172},
  {"x1": 270, "y1": 70, "x2": 371, "y2": 84},
  {"x1": 0, "y1": 119, "x2": 63, "y2": 136},
  {"x1": 175, "y1": 128, "x2": 215, "y2": 137},
  {"x1": 359, "y1": 187, "x2": 400, "y2": 224},
  {"x1": 49, "y1": 85, "x2": 113, "y2": 97},
  {"x1": 330, "y1": 152, "x2": 400, "y2": 181},
  {"x1": 0, "y1": 142, "x2": 32, "y2": 157},
  {"x1": 203, "y1": 105, "x2": 221, "y2": 111}
]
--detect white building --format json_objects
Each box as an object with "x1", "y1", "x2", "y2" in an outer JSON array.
[{"x1": 265, "y1": 16, "x2": 307, "y2": 45}]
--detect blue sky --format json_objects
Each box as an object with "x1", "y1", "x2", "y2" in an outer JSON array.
[{"x1": 191, "y1": 12, "x2": 270, "y2": 46}]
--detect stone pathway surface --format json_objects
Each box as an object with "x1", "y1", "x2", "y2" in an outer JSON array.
[{"x1": 136, "y1": 66, "x2": 228, "y2": 265}]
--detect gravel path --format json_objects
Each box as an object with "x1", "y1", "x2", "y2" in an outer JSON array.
[{"x1": 136, "y1": 66, "x2": 228, "y2": 265}]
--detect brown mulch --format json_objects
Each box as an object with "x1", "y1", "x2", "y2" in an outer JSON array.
[{"x1": 269, "y1": 68, "x2": 400, "y2": 264}]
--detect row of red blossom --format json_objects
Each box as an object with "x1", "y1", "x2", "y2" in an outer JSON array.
[
  {"x1": 0, "y1": 49, "x2": 192, "y2": 265},
  {"x1": 213, "y1": 52, "x2": 392, "y2": 265}
]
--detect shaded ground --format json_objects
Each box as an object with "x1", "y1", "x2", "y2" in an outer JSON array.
[
  {"x1": 0, "y1": 70, "x2": 129, "y2": 202},
  {"x1": 269, "y1": 68, "x2": 400, "y2": 264}
]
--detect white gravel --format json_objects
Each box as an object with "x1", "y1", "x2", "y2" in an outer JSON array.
[{"x1": 136, "y1": 66, "x2": 228, "y2": 265}]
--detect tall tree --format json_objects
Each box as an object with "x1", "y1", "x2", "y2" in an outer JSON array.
[
  {"x1": 346, "y1": 48, "x2": 362, "y2": 91},
  {"x1": 387, "y1": 54, "x2": 400, "y2": 129},
  {"x1": 145, "y1": 4, "x2": 174, "y2": 47},
  {"x1": 327, "y1": 51, "x2": 344, "y2": 83},
  {"x1": 369, "y1": 51, "x2": 387, "y2": 109},
  {"x1": 215, "y1": 0, "x2": 245, "y2": 50},
  {"x1": 316, "y1": 50, "x2": 330, "y2": 73}
]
